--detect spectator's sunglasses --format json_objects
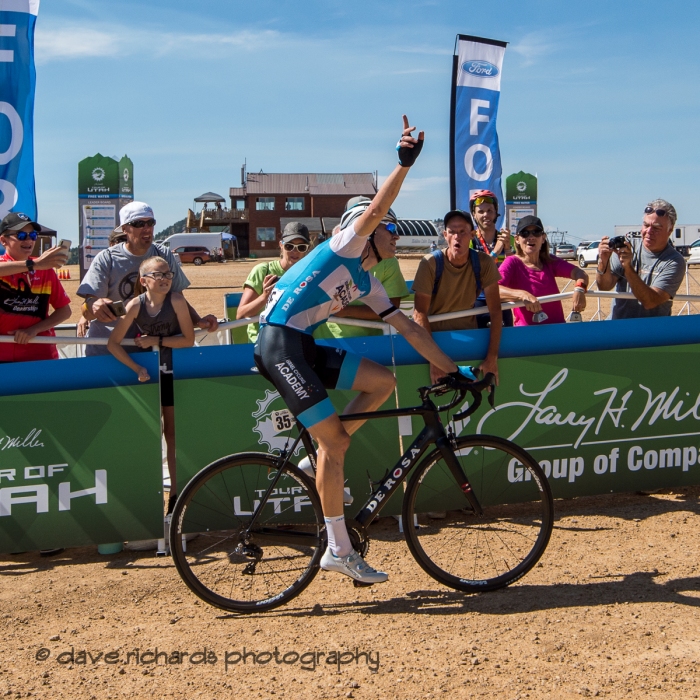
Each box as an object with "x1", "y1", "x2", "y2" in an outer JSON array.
[
  {"x1": 473, "y1": 196, "x2": 497, "y2": 207},
  {"x1": 644, "y1": 206, "x2": 668, "y2": 218},
  {"x1": 517, "y1": 227, "x2": 544, "y2": 238},
  {"x1": 143, "y1": 271, "x2": 175, "y2": 280},
  {"x1": 4, "y1": 231, "x2": 38, "y2": 241},
  {"x1": 283, "y1": 242, "x2": 309, "y2": 253},
  {"x1": 128, "y1": 218, "x2": 157, "y2": 228}
]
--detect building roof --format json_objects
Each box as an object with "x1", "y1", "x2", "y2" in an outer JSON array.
[{"x1": 230, "y1": 172, "x2": 377, "y2": 198}]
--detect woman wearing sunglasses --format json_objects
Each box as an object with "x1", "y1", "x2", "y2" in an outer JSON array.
[
  {"x1": 0, "y1": 212, "x2": 71, "y2": 362},
  {"x1": 498, "y1": 215, "x2": 589, "y2": 326},
  {"x1": 237, "y1": 221, "x2": 312, "y2": 343}
]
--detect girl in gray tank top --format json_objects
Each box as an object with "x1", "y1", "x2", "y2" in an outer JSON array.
[{"x1": 107, "y1": 256, "x2": 196, "y2": 512}]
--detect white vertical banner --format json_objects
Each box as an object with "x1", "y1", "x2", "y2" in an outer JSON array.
[{"x1": 450, "y1": 34, "x2": 507, "y2": 226}]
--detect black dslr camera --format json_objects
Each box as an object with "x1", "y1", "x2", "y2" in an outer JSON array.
[{"x1": 607, "y1": 235, "x2": 629, "y2": 250}]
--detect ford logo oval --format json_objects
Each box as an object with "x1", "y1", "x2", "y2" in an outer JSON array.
[{"x1": 462, "y1": 60, "x2": 499, "y2": 78}]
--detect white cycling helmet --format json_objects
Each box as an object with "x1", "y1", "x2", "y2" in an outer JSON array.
[{"x1": 340, "y1": 197, "x2": 397, "y2": 231}]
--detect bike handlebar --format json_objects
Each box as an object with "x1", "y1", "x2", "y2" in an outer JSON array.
[{"x1": 419, "y1": 370, "x2": 496, "y2": 419}]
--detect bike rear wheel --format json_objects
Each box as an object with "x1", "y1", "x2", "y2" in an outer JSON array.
[
  {"x1": 170, "y1": 453, "x2": 324, "y2": 613},
  {"x1": 403, "y1": 434, "x2": 553, "y2": 592}
]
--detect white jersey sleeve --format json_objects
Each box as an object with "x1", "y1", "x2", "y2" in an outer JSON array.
[{"x1": 329, "y1": 223, "x2": 368, "y2": 259}]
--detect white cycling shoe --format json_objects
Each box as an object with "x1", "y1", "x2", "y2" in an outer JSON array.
[
  {"x1": 298, "y1": 457, "x2": 353, "y2": 505},
  {"x1": 320, "y1": 547, "x2": 388, "y2": 584}
]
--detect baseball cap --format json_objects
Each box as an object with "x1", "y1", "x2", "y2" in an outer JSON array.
[
  {"x1": 516, "y1": 215, "x2": 544, "y2": 235},
  {"x1": 281, "y1": 222, "x2": 310, "y2": 243},
  {"x1": 0, "y1": 212, "x2": 41, "y2": 236},
  {"x1": 115, "y1": 201, "x2": 155, "y2": 232},
  {"x1": 443, "y1": 210, "x2": 474, "y2": 229}
]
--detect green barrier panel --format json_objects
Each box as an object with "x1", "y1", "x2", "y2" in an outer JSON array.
[
  {"x1": 0, "y1": 356, "x2": 164, "y2": 553},
  {"x1": 174, "y1": 340, "x2": 700, "y2": 519},
  {"x1": 173, "y1": 374, "x2": 406, "y2": 515}
]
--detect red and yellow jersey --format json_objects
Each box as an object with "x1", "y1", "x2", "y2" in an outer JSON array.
[{"x1": 0, "y1": 254, "x2": 71, "y2": 362}]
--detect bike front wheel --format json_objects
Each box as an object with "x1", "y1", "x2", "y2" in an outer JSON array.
[
  {"x1": 170, "y1": 453, "x2": 324, "y2": 613},
  {"x1": 403, "y1": 434, "x2": 553, "y2": 592}
]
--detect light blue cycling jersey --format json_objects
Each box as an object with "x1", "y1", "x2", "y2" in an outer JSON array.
[{"x1": 260, "y1": 224, "x2": 400, "y2": 335}]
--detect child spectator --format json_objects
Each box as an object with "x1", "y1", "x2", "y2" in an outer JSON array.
[
  {"x1": 108, "y1": 256, "x2": 195, "y2": 514},
  {"x1": 0, "y1": 213, "x2": 71, "y2": 362}
]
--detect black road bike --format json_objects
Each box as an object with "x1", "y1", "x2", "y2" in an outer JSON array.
[{"x1": 169, "y1": 375, "x2": 554, "y2": 613}]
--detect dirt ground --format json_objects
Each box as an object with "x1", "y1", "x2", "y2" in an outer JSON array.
[
  {"x1": 59, "y1": 255, "x2": 700, "y2": 326},
  {"x1": 3, "y1": 488, "x2": 700, "y2": 699},
  {"x1": 5, "y1": 257, "x2": 700, "y2": 698}
]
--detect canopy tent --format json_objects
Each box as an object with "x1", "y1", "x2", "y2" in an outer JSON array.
[
  {"x1": 222, "y1": 232, "x2": 236, "y2": 240},
  {"x1": 194, "y1": 192, "x2": 225, "y2": 203}
]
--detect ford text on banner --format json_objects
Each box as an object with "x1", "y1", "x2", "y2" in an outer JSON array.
[
  {"x1": 0, "y1": 0, "x2": 39, "y2": 220},
  {"x1": 450, "y1": 34, "x2": 507, "y2": 226}
]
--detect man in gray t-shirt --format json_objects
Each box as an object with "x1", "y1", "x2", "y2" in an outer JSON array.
[
  {"x1": 77, "y1": 201, "x2": 218, "y2": 356},
  {"x1": 596, "y1": 198, "x2": 685, "y2": 320}
]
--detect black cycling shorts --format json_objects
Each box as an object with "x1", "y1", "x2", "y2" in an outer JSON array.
[{"x1": 253, "y1": 324, "x2": 362, "y2": 428}]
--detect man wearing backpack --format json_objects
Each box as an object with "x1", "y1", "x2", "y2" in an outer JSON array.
[{"x1": 412, "y1": 209, "x2": 502, "y2": 383}]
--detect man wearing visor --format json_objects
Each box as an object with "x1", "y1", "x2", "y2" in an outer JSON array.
[
  {"x1": 254, "y1": 116, "x2": 478, "y2": 584},
  {"x1": 0, "y1": 213, "x2": 71, "y2": 362},
  {"x1": 597, "y1": 199, "x2": 685, "y2": 319}
]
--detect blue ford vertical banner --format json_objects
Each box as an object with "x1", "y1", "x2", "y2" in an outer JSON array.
[
  {"x1": 450, "y1": 35, "x2": 507, "y2": 226},
  {"x1": 0, "y1": 0, "x2": 39, "y2": 220}
]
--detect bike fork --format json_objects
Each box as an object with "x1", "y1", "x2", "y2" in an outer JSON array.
[{"x1": 435, "y1": 436, "x2": 483, "y2": 516}]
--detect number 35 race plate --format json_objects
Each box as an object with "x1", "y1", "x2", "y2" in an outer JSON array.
[{"x1": 270, "y1": 409, "x2": 294, "y2": 434}]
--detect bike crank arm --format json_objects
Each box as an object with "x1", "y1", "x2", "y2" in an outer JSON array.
[{"x1": 435, "y1": 436, "x2": 483, "y2": 516}]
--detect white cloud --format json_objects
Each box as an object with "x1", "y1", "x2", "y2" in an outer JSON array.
[
  {"x1": 510, "y1": 31, "x2": 558, "y2": 66},
  {"x1": 34, "y1": 24, "x2": 282, "y2": 63}
]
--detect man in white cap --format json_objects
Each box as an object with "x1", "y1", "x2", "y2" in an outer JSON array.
[{"x1": 78, "y1": 201, "x2": 218, "y2": 356}]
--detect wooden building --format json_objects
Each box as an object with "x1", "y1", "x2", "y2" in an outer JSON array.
[{"x1": 228, "y1": 172, "x2": 377, "y2": 257}]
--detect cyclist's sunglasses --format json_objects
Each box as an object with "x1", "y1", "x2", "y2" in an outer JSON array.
[
  {"x1": 473, "y1": 196, "x2": 497, "y2": 207},
  {"x1": 143, "y1": 271, "x2": 175, "y2": 280},
  {"x1": 517, "y1": 227, "x2": 544, "y2": 238},
  {"x1": 378, "y1": 222, "x2": 398, "y2": 234},
  {"x1": 644, "y1": 206, "x2": 668, "y2": 218},
  {"x1": 127, "y1": 218, "x2": 156, "y2": 228},
  {"x1": 4, "y1": 231, "x2": 38, "y2": 241},
  {"x1": 283, "y1": 242, "x2": 309, "y2": 253}
]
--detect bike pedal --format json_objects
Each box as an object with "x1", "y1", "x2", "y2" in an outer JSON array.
[{"x1": 352, "y1": 580, "x2": 374, "y2": 588}]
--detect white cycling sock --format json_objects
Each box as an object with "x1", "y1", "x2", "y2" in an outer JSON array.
[{"x1": 324, "y1": 515, "x2": 353, "y2": 558}]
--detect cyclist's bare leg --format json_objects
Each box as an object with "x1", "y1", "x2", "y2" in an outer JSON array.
[
  {"x1": 341, "y1": 358, "x2": 395, "y2": 435},
  {"x1": 309, "y1": 413, "x2": 351, "y2": 518}
]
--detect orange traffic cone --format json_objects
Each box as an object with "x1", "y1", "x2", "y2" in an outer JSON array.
[{"x1": 65, "y1": 268, "x2": 71, "y2": 280}]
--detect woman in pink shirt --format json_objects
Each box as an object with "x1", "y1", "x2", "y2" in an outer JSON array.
[{"x1": 498, "y1": 216, "x2": 589, "y2": 326}]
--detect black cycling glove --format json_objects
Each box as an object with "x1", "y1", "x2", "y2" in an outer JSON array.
[{"x1": 397, "y1": 137, "x2": 423, "y2": 167}]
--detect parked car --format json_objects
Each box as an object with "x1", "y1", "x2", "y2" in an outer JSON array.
[
  {"x1": 578, "y1": 241, "x2": 601, "y2": 268},
  {"x1": 687, "y1": 239, "x2": 700, "y2": 266},
  {"x1": 172, "y1": 246, "x2": 211, "y2": 265},
  {"x1": 554, "y1": 243, "x2": 576, "y2": 260},
  {"x1": 576, "y1": 241, "x2": 593, "y2": 256}
]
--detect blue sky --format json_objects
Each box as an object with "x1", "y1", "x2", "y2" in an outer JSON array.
[{"x1": 28, "y1": 0, "x2": 700, "y2": 242}]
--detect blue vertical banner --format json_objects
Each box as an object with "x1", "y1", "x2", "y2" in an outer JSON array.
[
  {"x1": 450, "y1": 35, "x2": 507, "y2": 227},
  {"x1": 0, "y1": 0, "x2": 39, "y2": 220}
]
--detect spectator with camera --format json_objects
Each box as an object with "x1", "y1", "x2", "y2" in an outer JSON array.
[
  {"x1": 0, "y1": 212, "x2": 71, "y2": 362},
  {"x1": 597, "y1": 199, "x2": 685, "y2": 319},
  {"x1": 78, "y1": 201, "x2": 218, "y2": 356}
]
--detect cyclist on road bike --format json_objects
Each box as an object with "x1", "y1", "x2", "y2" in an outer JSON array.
[{"x1": 254, "y1": 116, "x2": 481, "y2": 584}]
